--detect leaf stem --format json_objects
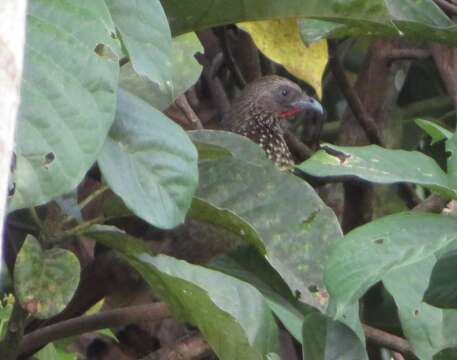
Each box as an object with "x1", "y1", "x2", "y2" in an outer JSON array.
[
  {"x1": 29, "y1": 208, "x2": 42, "y2": 229},
  {"x1": 63, "y1": 185, "x2": 109, "y2": 225},
  {"x1": 60, "y1": 216, "x2": 106, "y2": 238}
]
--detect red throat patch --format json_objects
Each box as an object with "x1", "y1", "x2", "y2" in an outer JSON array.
[{"x1": 279, "y1": 108, "x2": 301, "y2": 118}]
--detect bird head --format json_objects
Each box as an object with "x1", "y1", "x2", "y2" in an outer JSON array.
[{"x1": 245, "y1": 75, "x2": 324, "y2": 123}]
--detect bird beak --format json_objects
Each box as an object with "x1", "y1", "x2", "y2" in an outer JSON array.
[
  {"x1": 279, "y1": 95, "x2": 325, "y2": 119},
  {"x1": 290, "y1": 96, "x2": 324, "y2": 117}
]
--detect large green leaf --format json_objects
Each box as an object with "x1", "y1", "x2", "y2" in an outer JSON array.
[
  {"x1": 191, "y1": 131, "x2": 342, "y2": 310},
  {"x1": 105, "y1": 0, "x2": 172, "y2": 86},
  {"x1": 14, "y1": 235, "x2": 80, "y2": 319},
  {"x1": 324, "y1": 212, "x2": 457, "y2": 318},
  {"x1": 297, "y1": 143, "x2": 457, "y2": 199},
  {"x1": 161, "y1": 0, "x2": 457, "y2": 45},
  {"x1": 384, "y1": 257, "x2": 457, "y2": 359},
  {"x1": 98, "y1": 89, "x2": 198, "y2": 229},
  {"x1": 118, "y1": 32, "x2": 202, "y2": 110},
  {"x1": 10, "y1": 0, "x2": 119, "y2": 211},
  {"x1": 86, "y1": 227, "x2": 280, "y2": 360},
  {"x1": 210, "y1": 247, "x2": 312, "y2": 342},
  {"x1": 211, "y1": 247, "x2": 368, "y2": 360}
]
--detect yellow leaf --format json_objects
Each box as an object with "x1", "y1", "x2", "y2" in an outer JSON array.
[{"x1": 240, "y1": 19, "x2": 328, "y2": 99}]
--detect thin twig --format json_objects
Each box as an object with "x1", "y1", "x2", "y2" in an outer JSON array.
[
  {"x1": 19, "y1": 303, "x2": 170, "y2": 356},
  {"x1": 363, "y1": 324, "x2": 416, "y2": 359},
  {"x1": 175, "y1": 95, "x2": 204, "y2": 130},
  {"x1": 328, "y1": 41, "x2": 384, "y2": 146},
  {"x1": 140, "y1": 335, "x2": 211, "y2": 360},
  {"x1": 6, "y1": 220, "x2": 38, "y2": 234}
]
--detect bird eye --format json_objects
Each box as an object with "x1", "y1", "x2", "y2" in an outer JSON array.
[{"x1": 281, "y1": 89, "x2": 288, "y2": 97}]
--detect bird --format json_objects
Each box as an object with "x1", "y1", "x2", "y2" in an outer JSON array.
[{"x1": 222, "y1": 75, "x2": 324, "y2": 169}]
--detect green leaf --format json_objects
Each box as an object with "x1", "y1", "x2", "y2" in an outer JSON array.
[
  {"x1": 384, "y1": 257, "x2": 457, "y2": 359},
  {"x1": 35, "y1": 343, "x2": 77, "y2": 360},
  {"x1": 189, "y1": 198, "x2": 266, "y2": 254},
  {"x1": 445, "y1": 134, "x2": 457, "y2": 189},
  {"x1": 119, "y1": 32, "x2": 203, "y2": 110},
  {"x1": 302, "y1": 312, "x2": 368, "y2": 360},
  {"x1": 324, "y1": 212, "x2": 457, "y2": 318},
  {"x1": 193, "y1": 142, "x2": 233, "y2": 161},
  {"x1": 210, "y1": 247, "x2": 312, "y2": 342},
  {"x1": 98, "y1": 89, "x2": 198, "y2": 229},
  {"x1": 10, "y1": 0, "x2": 119, "y2": 211},
  {"x1": 297, "y1": 143, "x2": 457, "y2": 199},
  {"x1": 85, "y1": 227, "x2": 279, "y2": 360},
  {"x1": 14, "y1": 235, "x2": 80, "y2": 319},
  {"x1": 192, "y1": 131, "x2": 342, "y2": 310},
  {"x1": 299, "y1": 19, "x2": 348, "y2": 45},
  {"x1": 416, "y1": 118, "x2": 453, "y2": 145},
  {"x1": 189, "y1": 130, "x2": 270, "y2": 165},
  {"x1": 0, "y1": 295, "x2": 14, "y2": 341},
  {"x1": 106, "y1": 0, "x2": 172, "y2": 86},
  {"x1": 162, "y1": 0, "x2": 457, "y2": 45},
  {"x1": 424, "y1": 250, "x2": 457, "y2": 308}
]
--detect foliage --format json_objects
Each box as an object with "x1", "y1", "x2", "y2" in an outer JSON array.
[
  {"x1": 239, "y1": 19, "x2": 328, "y2": 97},
  {"x1": 2, "y1": 0, "x2": 457, "y2": 359}
]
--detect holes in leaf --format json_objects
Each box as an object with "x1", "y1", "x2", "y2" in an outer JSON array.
[
  {"x1": 8, "y1": 182, "x2": 15, "y2": 197},
  {"x1": 374, "y1": 238, "x2": 384, "y2": 245},
  {"x1": 10, "y1": 152, "x2": 16, "y2": 172},
  {"x1": 44, "y1": 152, "x2": 55, "y2": 165},
  {"x1": 308, "y1": 284, "x2": 319, "y2": 293},
  {"x1": 302, "y1": 210, "x2": 319, "y2": 225},
  {"x1": 294, "y1": 290, "x2": 302, "y2": 300},
  {"x1": 413, "y1": 309, "x2": 420, "y2": 317}
]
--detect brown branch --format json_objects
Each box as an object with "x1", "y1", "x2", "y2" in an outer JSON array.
[
  {"x1": 363, "y1": 324, "x2": 416, "y2": 359},
  {"x1": 386, "y1": 49, "x2": 431, "y2": 64},
  {"x1": 213, "y1": 26, "x2": 247, "y2": 89},
  {"x1": 283, "y1": 129, "x2": 312, "y2": 162},
  {"x1": 196, "y1": 30, "x2": 231, "y2": 117},
  {"x1": 392, "y1": 352, "x2": 406, "y2": 360},
  {"x1": 140, "y1": 335, "x2": 211, "y2": 360},
  {"x1": 434, "y1": 0, "x2": 457, "y2": 16},
  {"x1": 119, "y1": 57, "x2": 129, "y2": 67},
  {"x1": 175, "y1": 95, "x2": 204, "y2": 130},
  {"x1": 195, "y1": 51, "x2": 231, "y2": 116},
  {"x1": 20, "y1": 303, "x2": 170, "y2": 356},
  {"x1": 412, "y1": 193, "x2": 449, "y2": 213},
  {"x1": 397, "y1": 184, "x2": 421, "y2": 209},
  {"x1": 328, "y1": 40, "x2": 384, "y2": 146}
]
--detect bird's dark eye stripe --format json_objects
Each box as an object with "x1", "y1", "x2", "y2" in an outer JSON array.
[{"x1": 281, "y1": 89, "x2": 288, "y2": 96}]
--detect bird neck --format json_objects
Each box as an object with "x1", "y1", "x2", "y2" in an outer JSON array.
[{"x1": 252, "y1": 108, "x2": 280, "y2": 131}]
